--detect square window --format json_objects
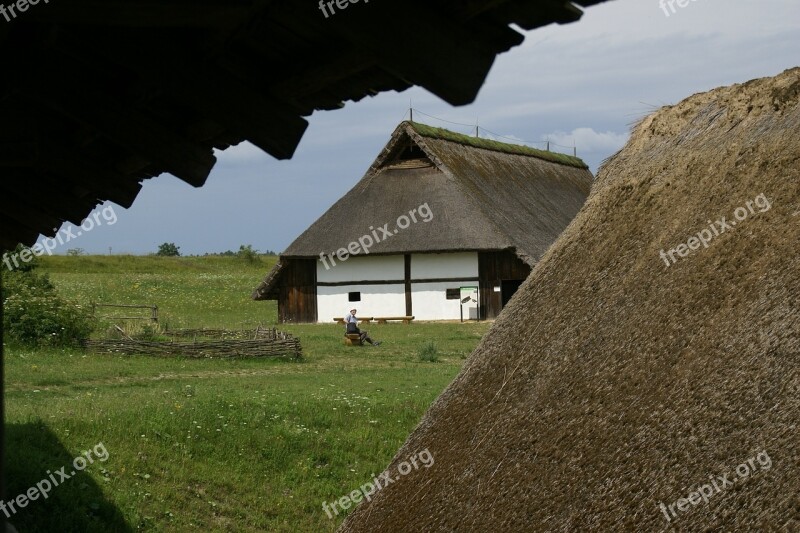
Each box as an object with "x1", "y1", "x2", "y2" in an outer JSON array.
[
  {"x1": 446, "y1": 288, "x2": 460, "y2": 300},
  {"x1": 348, "y1": 292, "x2": 361, "y2": 302}
]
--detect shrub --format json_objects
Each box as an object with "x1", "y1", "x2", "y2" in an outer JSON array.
[
  {"x1": 2, "y1": 269, "x2": 94, "y2": 347},
  {"x1": 417, "y1": 341, "x2": 439, "y2": 362},
  {"x1": 3, "y1": 243, "x2": 40, "y2": 272},
  {"x1": 237, "y1": 244, "x2": 260, "y2": 264},
  {"x1": 156, "y1": 242, "x2": 180, "y2": 257}
]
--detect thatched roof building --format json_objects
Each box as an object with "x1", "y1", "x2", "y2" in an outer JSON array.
[
  {"x1": 338, "y1": 68, "x2": 800, "y2": 531},
  {"x1": 0, "y1": 0, "x2": 611, "y2": 251},
  {"x1": 254, "y1": 122, "x2": 593, "y2": 323},
  {"x1": 272, "y1": 121, "x2": 589, "y2": 264}
]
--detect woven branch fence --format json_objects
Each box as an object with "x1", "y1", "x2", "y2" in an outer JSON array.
[
  {"x1": 161, "y1": 327, "x2": 293, "y2": 341},
  {"x1": 85, "y1": 327, "x2": 301, "y2": 360}
]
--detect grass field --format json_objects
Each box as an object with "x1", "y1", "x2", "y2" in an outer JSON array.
[
  {"x1": 3, "y1": 256, "x2": 490, "y2": 531},
  {"x1": 39, "y1": 254, "x2": 281, "y2": 330}
]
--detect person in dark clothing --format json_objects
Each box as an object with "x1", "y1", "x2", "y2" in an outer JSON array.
[{"x1": 344, "y1": 309, "x2": 381, "y2": 346}]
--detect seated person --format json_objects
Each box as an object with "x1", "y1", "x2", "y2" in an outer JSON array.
[{"x1": 344, "y1": 308, "x2": 381, "y2": 346}]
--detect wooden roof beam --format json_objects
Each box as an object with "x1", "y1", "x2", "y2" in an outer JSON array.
[
  {"x1": 494, "y1": 0, "x2": 583, "y2": 30},
  {"x1": 0, "y1": 172, "x2": 101, "y2": 231},
  {"x1": 344, "y1": 7, "x2": 522, "y2": 105},
  {"x1": 0, "y1": 134, "x2": 142, "y2": 209},
  {"x1": 40, "y1": 143, "x2": 143, "y2": 209},
  {"x1": 169, "y1": 65, "x2": 309, "y2": 161},
  {"x1": 27, "y1": 81, "x2": 216, "y2": 187},
  {"x1": 57, "y1": 36, "x2": 309, "y2": 161},
  {"x1": 0, "y1": 189, "x2": 64, "y2": 234},
  {"x1": 0, "y1": 142, "x2": 38, "y2": 166},
  {"x1": 267, "y1": 53, "x2": 379, "y2": 103},
  {"x1": 270, "y1": 1, "x2": 513, "y2": 106},
  {"x1": 26, "y1": 1, "x2": 253, "y2": 28},
  {"x1": 0, "y1": 213, "x2": 41, "y2": 251}
]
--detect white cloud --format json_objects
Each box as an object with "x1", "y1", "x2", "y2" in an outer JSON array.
[{"x1": 541, "y1": 127, "x2": 629, "y2": 154}]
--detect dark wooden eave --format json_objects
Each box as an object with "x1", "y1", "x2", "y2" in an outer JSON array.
[{"x1": 0, "y1": 0, "x2": 611, "y2": 250}]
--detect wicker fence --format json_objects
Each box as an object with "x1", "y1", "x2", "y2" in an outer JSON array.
[
  {"x1": 84, "y1": 327, "x2": 301, "y2": 360},
  {"x1": 161, "y1": 327, "x2": 293, "y2": 341}
]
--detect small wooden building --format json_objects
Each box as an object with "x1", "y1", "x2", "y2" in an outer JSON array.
[{"x1": 253, "y1": 121, "x2": 593, "y2": 323}]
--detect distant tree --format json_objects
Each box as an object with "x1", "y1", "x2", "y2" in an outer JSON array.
[
  {"x1": 66, "y1": 248, "x2": 86, "y2": 256},
  {"x1": 237, "y1": 244, "x2": 260, "y2": 264},
  {"x1": 156, "y1": 242, "x2": 181, "y2": 257}
]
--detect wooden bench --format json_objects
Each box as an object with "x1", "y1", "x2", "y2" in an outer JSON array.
[
  {"x1": 374, "y1": 316, "x2": 415, "y2": 325},
  {"x1": 343, "y1": 333, "x2": 363, "y2": 346},
  {"x1": 334, "y1": 316, "x2": 373, "y2": 325}
]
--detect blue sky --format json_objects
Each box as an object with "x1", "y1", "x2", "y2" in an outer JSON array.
[{"x1": 42, "y1": 0, "x2": 800, "y2": 256}]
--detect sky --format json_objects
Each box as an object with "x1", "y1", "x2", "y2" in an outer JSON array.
[{"x1": 40, "y1": 0, "x2": 800, "y2": 256}]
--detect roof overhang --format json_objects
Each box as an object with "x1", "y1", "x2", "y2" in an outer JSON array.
[{"x1": 0, "y1": 0, "x2": 611, "y2": 250}]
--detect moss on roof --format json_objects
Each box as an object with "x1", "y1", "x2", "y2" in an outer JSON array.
[{"x1": 408, "y1": 121, "x2": 588, "y2": 169}]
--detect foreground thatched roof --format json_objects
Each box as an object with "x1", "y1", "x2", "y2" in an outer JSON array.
[
  {"x1": 339, "y1": 68, "x2": 800, "y2": 531},
  {"x1": 252, "y1": 121, "x2": 593, "y2": 300}
]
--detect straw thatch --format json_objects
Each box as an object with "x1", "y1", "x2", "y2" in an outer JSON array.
[
  {"x1": 339, "y1": 68, "x2": 800, "y2": 531},
  {"x1": 253, "y1": 122, "x2": 593, "y2": 300}
]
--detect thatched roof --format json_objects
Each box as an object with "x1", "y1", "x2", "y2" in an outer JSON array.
[
  {"x1": 339, "y1": 67, "x2": 800, "y2": 531},
  {"x1": 253, "y1": 121, "x2": 593, "y2": 300},
  {"x1": 0, "y1": 0, "x2": 611, "y2": 251}
]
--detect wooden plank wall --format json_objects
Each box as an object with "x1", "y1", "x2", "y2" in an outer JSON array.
[
  {"x1": 277, "y1": 259, "x2": 317, "y2": 323},
  {"x1": 478, "y1": 250, "x2": 531, "y2": 319}
]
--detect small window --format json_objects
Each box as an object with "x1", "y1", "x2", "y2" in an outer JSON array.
[
  {"x1": 348, "y1": 292, "x2": 361, "y2": 302},
  {"x1": 446, "y1": 288, "x2": 460, "y2": 300}
]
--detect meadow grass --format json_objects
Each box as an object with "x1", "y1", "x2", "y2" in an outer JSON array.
[
  {"x1": 41, "y1": 255, "x2": 278, "y2": 330},
  {"x1": 3, "y1": 256, "x2": 490, "y2": 531}
]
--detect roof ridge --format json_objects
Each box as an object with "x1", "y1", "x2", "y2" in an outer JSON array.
[{"x1": 405, "y1": 121, "x2": 588, "y2": 169}]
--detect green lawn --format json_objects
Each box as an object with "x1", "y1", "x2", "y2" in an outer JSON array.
[
  {"x1": 41, "y1": 255, "x2": 279, "y2": 330},
  {"x1": 3, "y1": 256, "x2": 490, "y2": 531}
]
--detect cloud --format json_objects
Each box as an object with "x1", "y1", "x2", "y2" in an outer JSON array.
[{"x1": 541, "y1": 127, "x2": 630, "y2": 154}]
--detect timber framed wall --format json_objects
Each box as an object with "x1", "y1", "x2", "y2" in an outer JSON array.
[
  {"x1": 313, "y1": 252, "x2": 480, "y2": 322},
  {"x1": 478, "y1": 250, "x2": 531, "y2": 319},
  {"x1": 276, "y1": 251, "x2": 531, "y2": 323},
  {"x1": 408, "y1": 252, "x2": 479, "y2": 321},
  {"x1": 316, "y1": 255, "x2": 406, "y2": 322},
  {"x1": 276, "y1": 259, "x2": 317, "y2": 323}
]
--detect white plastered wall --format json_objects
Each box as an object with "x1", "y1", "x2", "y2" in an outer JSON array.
[{"x1": 315, "y1": 252, "x2": 480, "y2": 322}]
